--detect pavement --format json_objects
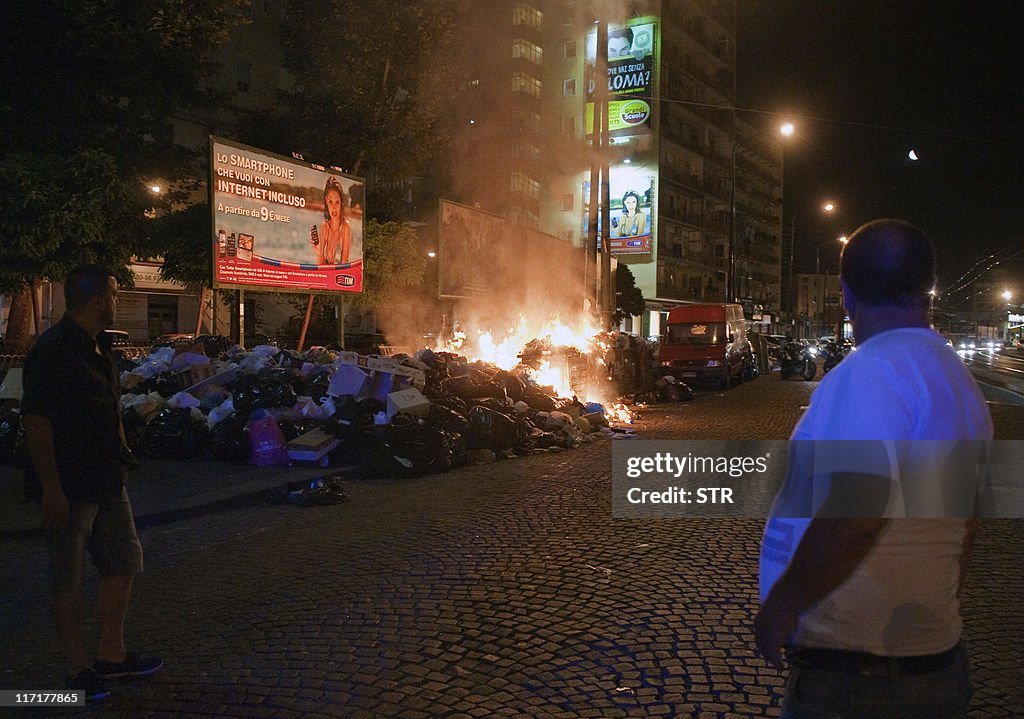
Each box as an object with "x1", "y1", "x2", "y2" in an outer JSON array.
[
  {"x1": 3, "y1": 358, "x2": 1021, "y2": 540},
  {"x1": 0, "y1": 455, "x2": 336, "y2": 539},
  {"x1": 0, "y1": 373, "x2": 1021, "y2": 718}
]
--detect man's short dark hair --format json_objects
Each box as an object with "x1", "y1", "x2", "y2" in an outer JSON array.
[
  {"x1": 65, "y1": 265, "x2": 115, "y2": 311},
  {"x1": 609, "y1": 27, "x2": 634, "y2": 44},
  {"x1": 840, "y1": 219, "x2": 936, "y2": 307}
]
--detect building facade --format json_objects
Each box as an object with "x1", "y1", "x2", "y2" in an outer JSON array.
[{"x1": 446, "y1": 0, "x2": 783, "y2": 337}]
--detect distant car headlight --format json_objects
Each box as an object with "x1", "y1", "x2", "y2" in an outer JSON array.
[{"x1": 806, "y1": 347, "x2": 817, "y2": 356}]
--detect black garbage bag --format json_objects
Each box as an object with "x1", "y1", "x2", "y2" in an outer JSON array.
[
  {"x1": 442, "y1": 375, "x2": 491, "y2": 401},
  {"x1": 143, "y1": 407, "x2": 210, "y2": 458},
  {"x1": 522, "y1": 385, "x2": 558, "y2": 412},
  {"x1": 209, "y1": 412, "x2": 250, "y2": 461},
  {"x1": 153, "y1": 370, "x2": 183, "y2": 398},
  {"x1": 121, "y1": 406, "x2": 148, "y2": 455},
  {"x1": 264, "y1": 367, "x2": 306, "y2": 395},
  {"x1": 265, "y1": 475, "x2": 349, "y2": 506},
  {"x1": 432, "y1": 395, "x2": 468, "y2": 417},
  {"x1": 368, "y1": 416, "x2": 458, "y2": 478},
  {"x1": 231, "y1": 375, "x2": 298, "y2": 415},
  {"x1": 492, "y1": 370, "x2": 527, "y2": 402},
  {"x1": 466, "y1": 405, "x2": 517, "y2": 450},
  {"x1": 654, "y1": 375, "x2": 694, "y2": 402},
  {"x1": 425, "y1": 404, "x2": 470, "y2": 436},
  {"x1": 303, "y1": 372, "x2": 332, "y2": 403}
]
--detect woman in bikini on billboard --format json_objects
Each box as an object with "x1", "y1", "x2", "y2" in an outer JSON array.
[{"x1": 314, "y1": 177, "x2": 351, "y2": 265}]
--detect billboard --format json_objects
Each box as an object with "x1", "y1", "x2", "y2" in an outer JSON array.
[
  {"x1": 585, "y1": 19, "x2": 658, "y2": 138},
  {"x1": 438, "y1": 200, "x2": 582, "y2": 313},
  {"x1": 210, "y1": 137, "x2": 364, "y2": 294},
  {"x1": 582, "y1": 169, "x2": 656, "y2": 255}
]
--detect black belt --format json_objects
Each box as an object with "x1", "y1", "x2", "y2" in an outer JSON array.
[{"x1": 787, "y1": 644, "x2": 961, "y2": 677}]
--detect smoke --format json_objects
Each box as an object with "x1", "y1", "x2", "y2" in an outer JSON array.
[{"x1": 372, "y1": 1, "x2": 649, "y2": 353}]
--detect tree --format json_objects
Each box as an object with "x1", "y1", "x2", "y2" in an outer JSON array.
[
  {"x1": 255, "y1": 0, "x2": 458, "y2": 219},
  {"x1": 0, "y1": 0, "x2": 247, "y2": 348},
  {"x1": 614, "y1": 265, "x2": 646, "y2": 325},
  {"x1": 356, "y1": 221, "x2": 427, "y2": 309}
]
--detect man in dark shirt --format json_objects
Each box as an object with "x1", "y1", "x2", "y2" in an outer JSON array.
[{"x1": 22, "y1": 265, "x2": 162, "y2": 700}]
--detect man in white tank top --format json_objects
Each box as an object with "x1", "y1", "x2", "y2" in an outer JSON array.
[{"x1": 756, "y1": 219, "x2": 993, "y2": 718}]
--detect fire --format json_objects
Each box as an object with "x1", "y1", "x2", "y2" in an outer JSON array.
[
  {"x1": 605, "y1": 402, "x2": 634, "y2": 424},
  {"x1": 433, "y1": 313, "x2": 636, "y2": 425}
]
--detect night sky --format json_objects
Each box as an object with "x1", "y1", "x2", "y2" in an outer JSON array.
[{"x1": 737, "y1": 1, "x2": 1024, "y2": 287}]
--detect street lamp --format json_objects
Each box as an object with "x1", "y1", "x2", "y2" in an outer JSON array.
[
  {"x1": 787, "y1": 201, "x2": 836, "y2": 325},
  {"x1": 815, "y1": 234, "x2": 846, "y2": 275}
]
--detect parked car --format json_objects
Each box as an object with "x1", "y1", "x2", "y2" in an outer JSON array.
[
  {"x1": 151, "y1": 333, "x2": 195, "y2": 349},
  {"x1": 656, "y1": 303, "x2": 752, "y2": 389},
  {"x1": 102, "y1": 329, "x2": 147, "y2": 365}
]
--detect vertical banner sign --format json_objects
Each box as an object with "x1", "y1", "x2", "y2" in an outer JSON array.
[
  {"x1": 582, "y1": 172, "x2": 657, "y2": 255},
  {"x1": 585, "y1": 19, "x2": 658, "y2": 138},
  {"x1": 210, "y1": 137, "x2": 364, "y2": 293}
]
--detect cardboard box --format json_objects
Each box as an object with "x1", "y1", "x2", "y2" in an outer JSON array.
[
  {"x1": 287, "y1": 427, "x2": 337, "y2": 452},
  {"x1": 366, "y1": 356, "x2": 426, "y2": 389},
  {"x1": 182, "y1": 367, "x2": 238, "y2": 395},
  {"x1": 328, "y1": 364, "x2": 371, "y2": 398},
  {"x1": 286, "y1": 428, "x2": 340, "y2": 462},
  {"x1": 386, "y1": 387, "x2": 431, "y2": 420}
]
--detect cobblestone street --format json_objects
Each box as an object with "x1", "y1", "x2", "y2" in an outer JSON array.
[{"x1": 1, "y1": 375, "x2": 1021, "y2": 717}]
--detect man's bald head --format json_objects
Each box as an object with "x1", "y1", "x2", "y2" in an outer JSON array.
[{"x1": 840, "y1": 219, "x2": 936, "y2": 308}]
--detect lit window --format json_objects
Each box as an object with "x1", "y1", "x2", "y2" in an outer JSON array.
[
  {"x1": 512, "y1": 2, "x2": 542, "y2": 29},
  {"x1": 510, "y1": 172, "x2": 540, "y2": 200},
  {"x1": 512, "y1": 39, "x2": 543, "y2": 65},
  {"x1": 512, "y1": 72, "x2": 542, "y2": 98}
]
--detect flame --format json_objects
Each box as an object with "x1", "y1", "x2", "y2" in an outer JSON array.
[
  {"x1": 605, "y1": 402, "x2": 634, "y2": 424},
  {"x1": 433, "y1": 313, "x2": 636, "y2": 423}
]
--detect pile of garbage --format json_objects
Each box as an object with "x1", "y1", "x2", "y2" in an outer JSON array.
[{"x1": 94, "y1": 338, "x2": 633, "y2": 479}]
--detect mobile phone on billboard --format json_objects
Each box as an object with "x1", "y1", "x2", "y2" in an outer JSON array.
[{"x1": 237, "y1": 233, "x2": 254, "y2": 262}]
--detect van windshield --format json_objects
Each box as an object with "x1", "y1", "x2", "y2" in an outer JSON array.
[{"x1": 665, "y1": 322, "x2": 726, "y2": 345}]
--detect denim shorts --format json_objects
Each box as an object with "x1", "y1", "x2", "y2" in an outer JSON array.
[
  {"x1": 780, "y1": 643, "x2": 972, "y2": 719},
  {"x1": 47, "y1": 486, "x2": 144, "y2": 593}
]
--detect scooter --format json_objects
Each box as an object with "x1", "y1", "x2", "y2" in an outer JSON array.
[
  {"x1": 821, "y1": 340, "x2": 851, "y2": 373},
  {"x1": 780, "y1": 341, "x2": 817, "y2": 380}
]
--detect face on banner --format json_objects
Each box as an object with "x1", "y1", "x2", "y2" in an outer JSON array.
[
  {"x1": 585, "y1": 20, "x2": 658, "y2": 138},
  {"x1": 582, "y1": 169, "x2": 656, "y2": 255},
  {"x1": 210, "y1": 137, "x2": 365, "y2": 294}
]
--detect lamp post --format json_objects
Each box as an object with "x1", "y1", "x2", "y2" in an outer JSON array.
[{"x1": 788, "y1": 203, "x2": 838, "y2": 336}]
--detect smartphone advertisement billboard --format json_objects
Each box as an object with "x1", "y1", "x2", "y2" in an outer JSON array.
[
  {"x1": 209, "y1": 136, "x2": 364, "y2": 294},
  {"x1": 585, "y1": 18, "x2": 658, "y2": 138}
]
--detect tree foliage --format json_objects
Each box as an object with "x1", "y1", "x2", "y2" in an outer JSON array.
[
  {"x1": 355, "y1": 221, "x2": 427, "y2": 308},
  {"x1": 0, "y1": 151, "x2": 138, "y2": 294},
  {"x1": 254, "y1": 0, "x2": 458, "y2": 218},
  {"x1": 614, "y1": 264, "x2": 646, "y2": 324},
  {"x1": 0, "y1": 0, "x2": 247, "y2": 342}
]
